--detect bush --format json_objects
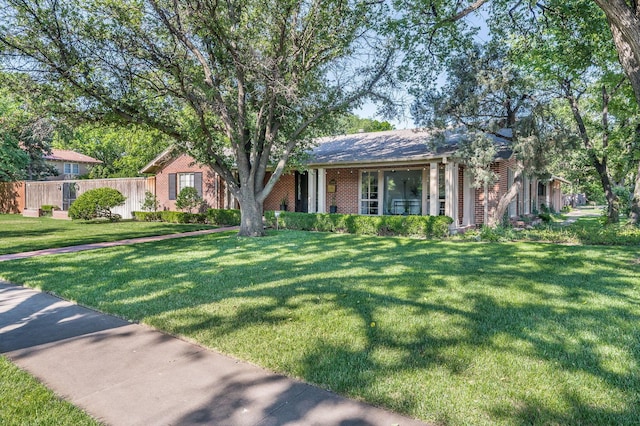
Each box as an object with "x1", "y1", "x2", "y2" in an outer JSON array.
[
  {"x1": 132, "y1": 211, "x2": 161, "y2": 221},
  {"x1": 207, "y1": 208, "x2": 241, "y2": 226},
  {"x1": 264, "y1": 211, "x2": 453, "y2": 239},
  {"x1": 39, "y1": 205, "x2": 59, "y2": 216},
  {"x1": 68, "y1": 188, "x2": 126, "y2": 221},
  {"x1": 159, "y1": 210, "x2": 206, "y2": 223},
  {"x1": 141, "y1": 191, "x2": 159, "y2": 212},
  {"x1": 175, "y1": 187, "x2": 203, "y2": 213}
]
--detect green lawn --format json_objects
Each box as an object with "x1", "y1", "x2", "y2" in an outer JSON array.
[
  {"x1": 1, "y1": 228, "x2": 638, "y2": 425},
  {"x1": 0, "y1": 214, "x2": 217, "y2": 255},
  {"x1": 0, "y1": 356, "x2": 100, "y2": 425}
]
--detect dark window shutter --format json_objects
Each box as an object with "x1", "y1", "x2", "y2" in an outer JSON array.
[
  {"x1": 169, "y1": 173, "x2": 176, "y2": 200},
  {"x1": 194, "y1": 172, "x2": 203, "y2": 197}
]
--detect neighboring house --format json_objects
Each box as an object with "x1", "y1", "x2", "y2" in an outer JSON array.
[
  {"x1": 141, "y1": 129, "x2": 568, "y2": 227},
  {"x1": 43, "y1": 149, "x2": 102, "y2": 180},
  {"x1": 140, "y1": 147, "x2": 234, "y2": 211}
]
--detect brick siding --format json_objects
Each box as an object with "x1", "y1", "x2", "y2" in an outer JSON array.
[
  {"x1": 325, "y1": 168, "x2": 359, "y2": 213},
  {"x1": 155, "y1": 154, "x2": 224, "y2": 211}
]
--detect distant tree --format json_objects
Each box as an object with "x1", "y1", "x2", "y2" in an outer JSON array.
[
  {"x1": 54, "y1": 124, "x2": 172, "y2": 178},
  {"x1": 333, "y1": 114, "x2": 395, "y2": 135},
  {"x1": 0, "y1": 78, "x2": 56, "y2": 181}
]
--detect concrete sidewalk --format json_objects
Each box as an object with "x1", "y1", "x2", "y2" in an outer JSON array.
[
  {"x1": 0, "y1": 227, "x2": 237, "y2": 262},
  {"x1": 0, "y1": 283, "x2": 427, "y2": 426}
]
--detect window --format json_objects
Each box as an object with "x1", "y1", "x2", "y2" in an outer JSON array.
[
  {"x1": 169, "y1": 172, "x2": 203, "y2": 200},
  {"x1": 178, "y1": 173, "x2": 195, "y2": 193},
  {"x1": 64, "y1": 163, "x2": 79, "y2": 175},
  {"x1": 383, "y1": 170, "x2": 422, "y2": 215},
  {"x1": 360, "y1": 171, "x2": 379, "y2": 215}
]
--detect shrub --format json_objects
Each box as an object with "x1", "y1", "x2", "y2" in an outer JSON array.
[
  {"x1": 159, "y1": 210, "x2": 206, "y2": 223},
  {"x1": 68, "y1": 187, "x2": 125, "y2": 221},
  {"x1": 175, "y1": 187, "x2": 203, "y2": 213},
  {"x1": 206, "y1": 208, "x2": 241, "y2": 226},
  {"x1": 265, "y1": 211, "x2": 453, "y2": 239},
  {"x1": 132, "y1": 211, "x2": 161, "y2": 221},
  {"x1": 141, "y1": 191, "x2": 159, "y2": 212},
  {"x1": 39, "y1": 204, "x2": 59, "y2": 216}
]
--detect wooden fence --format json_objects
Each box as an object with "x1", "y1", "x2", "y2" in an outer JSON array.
[{"x1": 22, "y1": 177, "x2": 155, "y2": 218}]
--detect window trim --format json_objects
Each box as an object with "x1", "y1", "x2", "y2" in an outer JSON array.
[{"x1": 63, "y1": 162, "x2": 80, "y2": 175}]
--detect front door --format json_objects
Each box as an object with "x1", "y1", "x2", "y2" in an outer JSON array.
[
  {"x1": 295, "y1": 172, "x2": 309, "y2": 212},
  {"x1": 62, "y1": 182, "x2": 78, "y2": 210}
]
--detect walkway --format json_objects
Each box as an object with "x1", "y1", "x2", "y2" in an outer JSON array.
[
  {"x1": 559, "y1": 206, "x2": 601, "y2": 227},
  {"x1": 0, "y1": 229, "x2": 427, "y2": 426}
]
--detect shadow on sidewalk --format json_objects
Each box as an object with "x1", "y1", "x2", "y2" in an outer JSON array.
[{"x1": 0, "y1": 282, "x2": 129, "y2": 353}]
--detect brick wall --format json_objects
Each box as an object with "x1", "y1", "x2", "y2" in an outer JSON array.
[
  {"x1": 473, "y1": 162, "x2": 502, "y2": 225},
  {"x1": 155, "y1": 154, "x2": 224, "y2": 210},
  {"x1": 325, "y1": 168, "x2": 359, "y2": 213},
  {"x1": 264, "y1": 173, "x2": 295, "y2": 211}
]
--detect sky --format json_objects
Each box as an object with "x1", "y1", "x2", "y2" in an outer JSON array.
[{"x1": 352, "y1": 8, "x2": 491, "y2": 130}]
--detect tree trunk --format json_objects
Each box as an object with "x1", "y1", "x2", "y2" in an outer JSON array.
[
  {"x1": 590, "y1": 152, "x2": 619, "y2": 223},
  {"x1": 488, "y1": 166, "x2": 523, "y2": 227},
  {"x1": 630, "y1": 159, "x2": 640, "y2": 225},
  {"x1": 237, "y1": 189, "x2": 265, "y2": 237}
]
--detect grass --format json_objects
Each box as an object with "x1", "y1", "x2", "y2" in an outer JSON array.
[
  {"x1": 1, "y1": 226, "x2": 639, "y2": 425},
  {"x1": 0, "y1": 356, "x2": 100, "y2": 425},
  {"x1": 0, "y1": 214, "x2": 217, "y2": 255}
]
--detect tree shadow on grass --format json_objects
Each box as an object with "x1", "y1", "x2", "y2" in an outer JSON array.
[{"x1": 1, "y1": 231, "x2": 639, "y2": 423}]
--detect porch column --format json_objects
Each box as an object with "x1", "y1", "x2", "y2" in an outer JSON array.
[
  {"x1": 317, "y1": 168, "x2": 326, "y2": 213},
  {"x1": 429, "y1": 161, "x2": 439, "y2": 216},
  {"x1": 421, "y1": 167, "x2": 428, "y2": 216},
  {"x1": 307, "y1": 169, "x2": 317, "y2": 213},
  {"x1": 463, "y1": 168, "x2": 474, "y2": 226},
  {"x1": 445, "y1": 162, "x2": 458, "y2": 225},
  {"x1": 523, "y1": 175, "x2": 530, "y2": 215},
  {"x1": 545, "y1": 182, "x2": 551, "y2": 209}
]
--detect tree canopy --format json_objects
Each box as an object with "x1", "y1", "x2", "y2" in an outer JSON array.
[{"x1": 0, "y1": 0, "x2": 395, "y2": 235}]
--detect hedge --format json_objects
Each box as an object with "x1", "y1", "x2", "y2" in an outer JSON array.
[
  {"x1": 132, "y1": 208, "x2": 241, "y2": 226},
  {"x1": 264, "y1": 211, "x2": 453, "y2": 238}
]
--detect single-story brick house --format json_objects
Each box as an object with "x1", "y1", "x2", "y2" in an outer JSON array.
[
  {"x1": 43, "y1": 149, "x2": 102, "y2": 180},
  {"x1": 141, "y1": 129, "x2": 567, "y2": 227}
]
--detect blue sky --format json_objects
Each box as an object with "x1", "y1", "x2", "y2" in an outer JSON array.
[{"x1": 353, "y1": 8, "x2": 491, "y2": 130}]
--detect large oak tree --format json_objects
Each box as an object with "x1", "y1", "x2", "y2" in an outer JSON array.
[{"x1": 0, "y1": 0, "x2": 394, "y2": 236}]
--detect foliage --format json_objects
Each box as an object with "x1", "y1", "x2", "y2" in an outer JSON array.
[
  {"x1": 0, "y1": 0, "x2": 395, "y2": 236},
  {"x1": 331, "y1": 113, "x2": 395, "y2": 135},
  {"x1": 54, "y1": 123, "x2": 172, "y2": 178},
  {"x1": 206, "y1": 208, "x2": 241, "y2": 226},
  {"x1": 175, "y1": 187, "x2": 203, "y2": 213},
  {"x1": 0, "y1": 136, "x2": 28, "y2": 182},
  {"x1": 68, "y1": 188, "x2": 126, "y2": 221},
  {"x1": 264, "y1": 211, "x2": 453, "y2": 238},
  {"x1": 0, "y1": 78, "x2": 56, "y2": 181},
  {"x1": 133, "y1": 208, "x2": 241, "y2": 226},
  {"x1": 0, "y1": 356, "x2": 99, "y2": 426},
  {"x1": 132, "y1": 211, "x2": 161, "y2": 222},
  {"x1": 140, "y1": 191, "x2": 159, "y2": 212},
  {"x1": 2, "y1": 231, "x2": 639, "y2": 425}
]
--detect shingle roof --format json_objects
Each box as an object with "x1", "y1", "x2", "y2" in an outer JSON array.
[
  {"x1": 308, "y1": 128, "x2": 512, "y2": 166},
  {"x1": 45, "y1": 149, "x2": 102, "y2": 164}
]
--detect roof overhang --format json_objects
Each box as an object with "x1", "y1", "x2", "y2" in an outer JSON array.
[{"x1": 139, "y1": 146, "x2": 178, "y2": 174}]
